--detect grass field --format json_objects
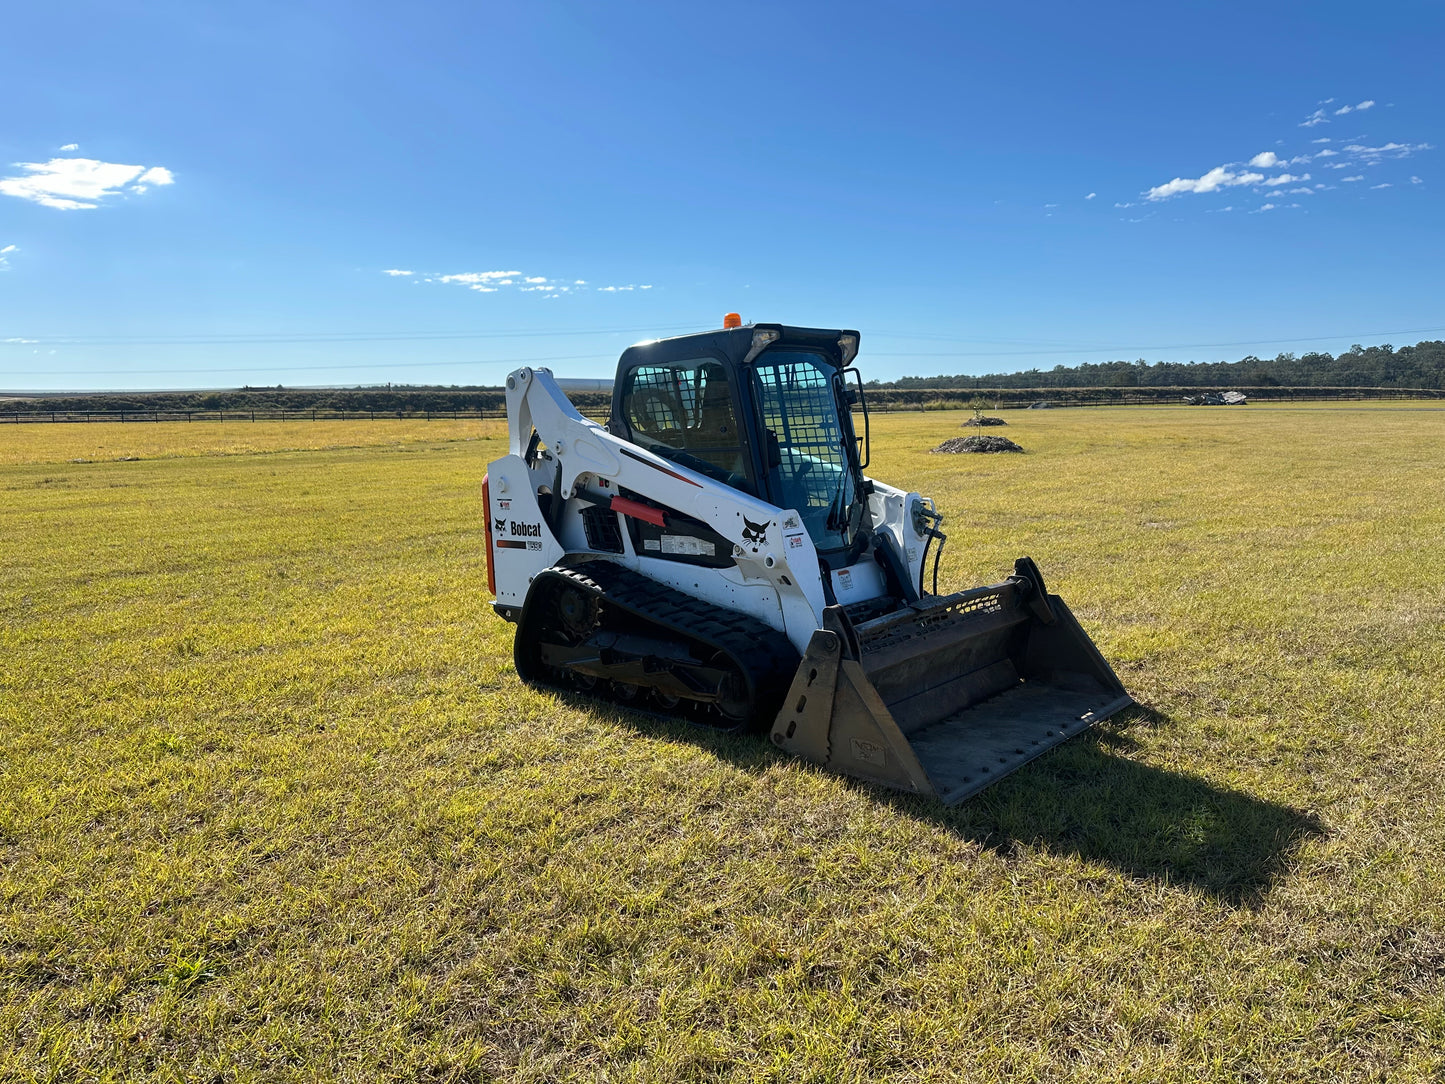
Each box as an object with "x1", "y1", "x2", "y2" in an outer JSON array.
[{"x1": 3, "y1": 405, "x2": 1443, "y2": 1082}]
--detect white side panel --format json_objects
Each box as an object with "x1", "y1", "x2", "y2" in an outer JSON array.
[
  {"x1": 485, "y1": 453, "x2": 566, "y2": 608},
  {"x1": 830, "y1": 558, "x2": 886, "y2": 604},
  {"x1": 867, "y1": 477, "x2": 929, "y2": 592}
]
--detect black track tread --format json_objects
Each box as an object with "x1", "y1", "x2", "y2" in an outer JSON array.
[{"x1": 516, "y1": 559, "x2": 802, "y2": 733}]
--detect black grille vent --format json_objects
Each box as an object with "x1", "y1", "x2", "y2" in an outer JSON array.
[{"x1": 582, "y1": 505, "x2": 624, "y2": 553}]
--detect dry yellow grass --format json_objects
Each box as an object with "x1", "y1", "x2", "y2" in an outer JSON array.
[
  {"x1": 2, "y1": 403, "x2": 1442, "y2": 1081},
  {"x1": 0, "y1": 418, "x2": 506, "y2": 466}
]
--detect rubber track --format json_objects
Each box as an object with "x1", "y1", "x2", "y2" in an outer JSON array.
[{"x1": 516, "y1": 559, "x2": 802, "y2": 733}]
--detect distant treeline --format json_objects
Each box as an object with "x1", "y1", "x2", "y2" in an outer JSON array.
[
  {"x1": 1, "y1": 387, "x2": 612, "y2": 416},
  {"x1": 873, "y1": 340, "x2": 1445, "y2": 390}
]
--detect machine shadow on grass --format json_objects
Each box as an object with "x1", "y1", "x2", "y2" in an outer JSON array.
[{"x1": 606, "y1": 703, "x2": 1323, "y2": 909}]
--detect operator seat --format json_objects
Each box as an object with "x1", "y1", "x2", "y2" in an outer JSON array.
[{"x1": 692, "y1": 364, "x2": 748, "y2": 482}]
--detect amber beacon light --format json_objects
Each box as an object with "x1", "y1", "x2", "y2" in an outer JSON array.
[{"x1": 723, "y1": 312, "x2": 743, "y2": 329}]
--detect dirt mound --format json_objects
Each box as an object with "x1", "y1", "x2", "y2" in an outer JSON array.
[
  {"x1": 932, "y1": 435, "x2": 1024, "y2": 454},
  {"x1": 961, "y1": 416, "x2": 1008, "y2": 427}
]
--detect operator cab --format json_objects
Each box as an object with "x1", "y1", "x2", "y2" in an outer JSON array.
[{"x1": 609, "y1": 321, "x2": 870, "y2": 559}]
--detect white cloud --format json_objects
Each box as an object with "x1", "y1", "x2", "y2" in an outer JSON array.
[
  {"x1": 130, "y1": 166, "x2": 174, "y2": 194},
  {"x1": 1312, "y1": 137, "x2": 1332, "y2": 144},
  {"x1": 0, "y1": 156, "x2": 175, "y2": 210},
  {"x1": 1334, "y1": 105, "x2": 1353, "y2": 116},
  {"x1": 1344, "y1": 141, "x2": 1430, "y2": 160},
  {"x1": 1043, "y1": 203, "x2": 1058, "y2": 208},
  {"x1": 1085, "y1": 192, "x2": 1096, "y2": 199},
  {"x1": 1356, "y1": 100, "x2": 1376, "y2": 111},
  {"x1": 1287, "y1": 187, "x2": 1315, "y2": 195},
  {"x1": 1314, "y1": 148, "x2": 1339, "y2": 157},
  {"x1": 1146, "y1": 165, "x2": 1265, "y2": 200},
  {"x1": 1342, "y1": 175, "x2": 1365, "y2": 182},
  {"x1": 1300, "y1": 109, "x2": 1329, "y2": 128},
  {"x1": 385, "y1": 269, "x2": 643, "y2": 298},
  {"x1": 59, "y1": 143, "x2": 78, "y2": 151},
  {"x1": 1251, "y1": 203, "x2": 1278, "y2": 213},
  {"x1": 1370, "y1": 183, "x2": 1392, "y2": 189},
  {"x1": 438, "y1": 271, "x2": 521, "y2": 285},
  {"x1": 1411, "y1": 176, "x2": 1423, "y2": 184},
  {"x1": 4, "y1": 336, "x2": 39, "y2": 343},
  {"x1": 1261, "y1": 172, "x2": 1310, "y2": 186},
  {"x1": 1249, "y1": 151, "x2": 1280, "y2": 168}
]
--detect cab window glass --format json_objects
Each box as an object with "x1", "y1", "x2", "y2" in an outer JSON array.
[
  {"x1": 752, "y1": 350, "x2": 858, "y2": 550},
  {"x1": 623, "y1": 360, "x2": 749, "y2": 487}
]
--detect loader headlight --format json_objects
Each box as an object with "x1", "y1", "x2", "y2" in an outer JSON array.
[{"x1": 838, "y1": 334, "x2": 858, "y2": 367}]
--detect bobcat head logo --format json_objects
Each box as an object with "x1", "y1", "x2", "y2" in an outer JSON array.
[
  {"x1": 493, "y1": 517, "x2": 506, "y2": 534},
  {"x1": 741, "y1": 516, "x2": 771, "y2": 545}
]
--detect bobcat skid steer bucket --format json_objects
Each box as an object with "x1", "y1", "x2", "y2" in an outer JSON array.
[{"x1": 769, "y1": 558, "x2": 1133, "y2": 805}]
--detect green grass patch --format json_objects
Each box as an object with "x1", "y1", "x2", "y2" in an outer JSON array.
[{"x1": 2, "y1": 405, "x2": 1443, "y2": 1081}]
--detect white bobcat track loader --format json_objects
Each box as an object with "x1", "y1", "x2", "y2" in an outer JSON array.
[{"x1": 483, "y1": 319, "x2": 1132, "y2": 805}]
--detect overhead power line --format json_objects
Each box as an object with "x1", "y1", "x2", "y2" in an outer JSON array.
[
  {"x1": 4, "y1": 323, "x2": 1443, "y2": 381},
  {"x1": 6, "y1": 322, "x2": 1445, "y2": 354},
  {"x1": 0, "y1": 353, "x2": 616, "y2": 378},
  {"x1": 0, "y1": 323, "x2": 703, "y2": 347},
  {"x1": 864, "y1": 326, "x2": 1445, "y2": 359}
]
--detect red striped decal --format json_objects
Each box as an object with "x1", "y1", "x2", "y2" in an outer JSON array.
[{"x1": 619, "y1": 446, "x2": 703, "y2": 487}]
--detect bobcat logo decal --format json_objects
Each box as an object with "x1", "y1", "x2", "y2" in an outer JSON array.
[
  {"x1": 741, "y1": 516, "x2": 771, "y2": 546},
  {"x1": 493, "y1": 517, "x2": 506, "y2": 534}
]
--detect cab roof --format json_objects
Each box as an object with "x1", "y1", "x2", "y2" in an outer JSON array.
[{"x1": 617, "y1": 323, "x2": 861, "y2": 374}]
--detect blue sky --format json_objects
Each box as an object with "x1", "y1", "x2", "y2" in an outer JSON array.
[{"x1": 2, "y1": 0, "x2": 1441, "y2": 390}]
